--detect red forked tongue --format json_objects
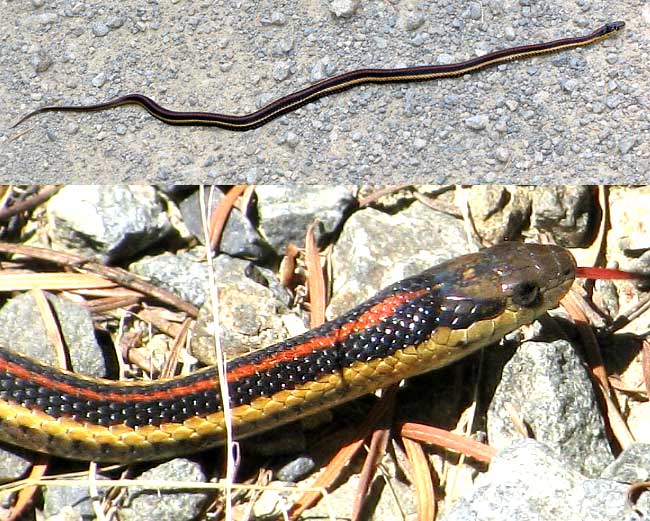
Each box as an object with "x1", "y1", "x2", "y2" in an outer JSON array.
[{"x1": 576, "y1": 266, "x2": 643, "y2": 280}]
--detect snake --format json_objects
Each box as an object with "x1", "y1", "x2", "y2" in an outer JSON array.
[
  {"x1": 12, "y1": 21, "x2": 624, "y2": 131},
  {"x1": 0, "y1": 242, "x2": 577, "y2": 462}
]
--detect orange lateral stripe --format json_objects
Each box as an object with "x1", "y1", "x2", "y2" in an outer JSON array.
[
  {"x1": 0, "y1": 289, "x2": 427, "y2": 404},
  {"x1": 226, "y1": 289, "x2": 428, "y2": 381},
  {"x1": 0, "y1": 357, "x2": 215, "y2": 403}
]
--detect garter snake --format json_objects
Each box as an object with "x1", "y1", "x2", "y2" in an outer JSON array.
[
  {"x1": 12, "y1": 22, "x2": 624, "y2": 131},
  {"x1": 0, "y1": 243, "x2": 576, "y2": 462}
]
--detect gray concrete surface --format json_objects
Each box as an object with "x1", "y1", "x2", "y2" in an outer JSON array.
[{"x1": 0, "y1": 2, "x2": 647, "y2": 183}]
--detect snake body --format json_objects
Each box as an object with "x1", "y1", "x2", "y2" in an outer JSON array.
[
  {"x1": 0, "y1": 243, "x2": 576, "y2": 462},
  {"x1": 12, "y1": 22, "x2": 624, "y2": 131}
]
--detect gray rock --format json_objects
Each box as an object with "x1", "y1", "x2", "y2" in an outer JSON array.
[
  {"x1": 43, "y1": 476, "x2": 107, "y2": 520},
  {"x1": 130, "y1": 250, "x2": 209, "y2": 307},
  {"x1": 0, "y1": 292, "x2": 106, "y2": 377},
  {"x1": 47, "y1": 186, "x2": 171, "y2": 263},
  {"x1": 255, "y1": 186, "x2": 356, "y2": 255},
  {"x1": 487, "y1": 340, "x2": 613, "y2": 477},
  {"x1": 190, "y1": 255, "x2": 292, "y2": 366},
  {"x1": 275, "y1": 454, "x2": 316, "y2": 482},
  {"x1": 177, "y1": 189, "x2": 272, "y2": 261},
  {"x1": 0, "y1": 445, "x2": 36, "y2": 484},
  {"x1": 601, "y1": 443, "x2": 650, "y2": 482},
  {"x1": 527, "y1": 186, "x2": 595, "y2": 247},
  {"x1": 328, "y1": 204, "x2": 467, "y2": 317},
  {"x1": 119, "y1": 459, "x2": 209, "y2": 521},
  {"x1": 466, "y1": 186, "x2": 531, "y2": 243},
  {"x1": 442, "y1": 440, "x2": 648, "y2": 521}
]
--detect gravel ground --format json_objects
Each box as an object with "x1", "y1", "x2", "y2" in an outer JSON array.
[{"x1": 1, "y1": 2, "x2": 647, "y2": 184}]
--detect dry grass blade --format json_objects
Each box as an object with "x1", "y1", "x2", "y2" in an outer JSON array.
[
  {"x1": 161, "y1": 318, "x2": 193, "y2": 378},
  {"x1": 0, "y1": 272, "x2": 117, "y2": 292},
  {"x1": 30, "y1": 288, "x2": 68, "y2": 369},
  {"x1": 502, "y1": 402, "x2": 532, "y2": 438},
  {"x1": 351, "y1": 390, "x2": 396, "y2": 521},
  {"x1": 288, "y1": 386, "x2": 399, "y2": 519},
  {"x1": 5, "y1": 459, "x2": 49, "y2": 521},
  {"x1": 0, "y1": 242, "x2": 198, "y2": 317},
  {"x1": 305, "y1": 221, "x2": 326, "y2": 328},
  {"x1": 399, "y1": 423, "x2": 496, "y2": 464},
  {"x1": 402, "y1": 436, "x2": 436, "y2": 521},
  {"x1": 208, "y1": 185, "x2": 248, "y2": 251},
  {"x1": 642, "y1": 339, "x2": 650, "y2": 398}
]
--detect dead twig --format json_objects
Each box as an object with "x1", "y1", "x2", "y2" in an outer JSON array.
[
  {"x1": 0, "y1": 185, "x2": 60, "y2": 222},
  {"x1": 0, "y1": 242, "x2": 198, "y2": 318}
]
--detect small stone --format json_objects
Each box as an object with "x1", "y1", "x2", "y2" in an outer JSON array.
[
  {"x1": 30, "y1": 49, "x2": 52, "y2": 73},
  {"x1": 284, "y1": 131, "x2": 299, "y2": 149},
  {"x1": 495, "y1": 147, "x2": 511, "y2": 162},
  {"x1": 467, "y1": 2, "x2": 482, "y2": 19},
  {"x1": 592, "y1": 102, "x2": 605, "y2": 114},
  {"x1": 270, "y1": 12, "x2": 286, "y2": 26},
  {"x1": 413, "y1": 137, "x2": 427, "y2": 151},
  {"x1": 275, "y1": 456, "x2": 316, "y2": 482},
  {"x1": 606, "y1": 95, "x2": 621, "y2": 109},
  {"x1": 91, "y1": 21, "x2": 110, "y2": 36},
  {"x1": 619, "y1": 137, "x2": 636, "y2": 155},
  {"x1": 505, "y1": 99, "x2": 519, "y2": 111},
  {"x1": 35, "y1": 12, "x2": 58, "y2": 24},
  {"x1": 329, "y1": 0, "x2": 360, "y2": 18},
  {"x1": 561, "y1": 78, "x2": 579, "y2": 93},
  {"x1": 436, "y1": 53, "x2": 454, "y2": 65},
  {"x1": 403, "y1": 11, "x2": 424, "y2": 31},
  {"x1": 272, "y1": 62, "x2": 291, "y2": 82},
  {"x1": 106, "y1": 15, "x2": 125, "y2": 28},
  {"x1": 465, "y1": 114, "x2": 489, "y2": 130},
  {"x1": 91, "y1": 72, "x2": 106, "y2": 87}
]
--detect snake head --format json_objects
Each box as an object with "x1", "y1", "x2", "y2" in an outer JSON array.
[
  {"x1": 488, "y1": 242, "x2": 576, "y2": 316},
  {"x1": 419, "y1": 242, "x2": 576, "y2": 335}
]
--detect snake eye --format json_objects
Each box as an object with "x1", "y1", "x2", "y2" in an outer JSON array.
[{"x1": 511, "y1": 281, "x2": 540, "y2": 307}]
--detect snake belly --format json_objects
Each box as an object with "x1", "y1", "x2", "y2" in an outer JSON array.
[{"x1": 0, "y1": 242, "x2": 576, "y2": 462}]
